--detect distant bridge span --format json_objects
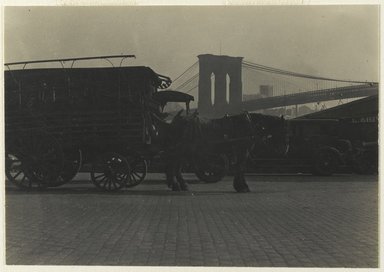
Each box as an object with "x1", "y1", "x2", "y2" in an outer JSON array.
[
  {"x1": 171, "y1": 54, "x2": 378, "y2": 117},
  {"x1": 241, "y1": 84, "x2": 378, "y2": 111}
]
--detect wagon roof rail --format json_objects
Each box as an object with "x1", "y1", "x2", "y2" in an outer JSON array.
[{"x1": 5, "y1": 54, "x2": 136, "y2": 69}]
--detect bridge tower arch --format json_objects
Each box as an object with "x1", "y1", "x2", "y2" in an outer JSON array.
[{"x1": 198, "y1": 54, "x2": 243, "y2": 117}]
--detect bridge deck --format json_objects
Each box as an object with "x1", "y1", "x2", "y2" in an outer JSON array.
[{"x1": 241, "y1": 84, "x2": 378, "y2": 111}]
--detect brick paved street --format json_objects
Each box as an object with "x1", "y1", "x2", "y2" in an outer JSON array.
[{"x1": 5, "y1": 173, "x2": 378, "y2": 267}]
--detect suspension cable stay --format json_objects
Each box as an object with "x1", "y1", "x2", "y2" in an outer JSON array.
[
  {"x1": 242, "y1": 60, "x2": 376, "y2": 85},
  {"x1": 172, "y1": 61, "x2": 198, "y2": 84},
  {"x1": 173, "y1": 73, "x2": 199, "y2": 90},
  {"x1": 185, "y1": 85, "x2": 198, "y2": 94}
]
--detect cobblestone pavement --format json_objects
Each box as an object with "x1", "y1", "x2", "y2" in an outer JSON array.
[{"x1": 5, "y1": 173, "x2": 378, "y2": 267}]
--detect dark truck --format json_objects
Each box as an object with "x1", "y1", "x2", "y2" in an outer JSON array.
[{"x1": 249, "y1": 118, "x2": 353, "y2": 176}]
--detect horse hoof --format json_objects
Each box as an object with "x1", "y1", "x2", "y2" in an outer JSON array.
[
  {"x1": 172, "y1": 183, "x2": 181, "y2": 191},
  {"x1": 235, "y1": 186, "x2": 250, "y2": 193}
]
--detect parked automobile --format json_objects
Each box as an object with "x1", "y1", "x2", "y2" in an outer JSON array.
[{"x1": 249, "y1": 118, "x2": 353, "y2": 176}]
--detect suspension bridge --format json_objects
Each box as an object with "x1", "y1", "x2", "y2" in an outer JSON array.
[{"x1": 167, "y1": 54, "x2": 378, "y2": 118}]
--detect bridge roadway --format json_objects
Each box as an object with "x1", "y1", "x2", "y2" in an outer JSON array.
[
  {"x1": 6, "y1": 173, "x2": 378, "y2": 267},
  {"x1": 241, "y1": 84, "x2": 378, "y2": 111}
]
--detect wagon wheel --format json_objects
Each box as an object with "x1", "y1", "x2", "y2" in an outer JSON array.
[
  {"x1": 311, "y1": 150, "x2": 339, "y2": 176},
  {"x1": 90, "y1": 152, "x2": 131, "y2": 191},
  {"x1": 5, "y1": 132, "x2": 64, "y2": 189},
  {"x1": 125, "y1": 155, "x2": 148, "y2": 188},
  {"x1": 5, "y1": 153, "x2": 41, "y2": 189},
  {"x1": 352, "y1": 150, "x2": 378, "y2": 175},
  {"x1": 50, "y1": 149, "x2": 83, "y2": 187},
  {"x1": 194, "y1": 153, "x2": 229, "y2": 183}
]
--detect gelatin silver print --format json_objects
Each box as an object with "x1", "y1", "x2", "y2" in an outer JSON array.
[{"x1": 3, "y1": 4, "x2": 379, "y2": 269}]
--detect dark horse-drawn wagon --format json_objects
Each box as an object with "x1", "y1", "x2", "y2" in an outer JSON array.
[
  {"x1": 5, "y1": 55, "x2": 260, "y2": 193},
  {"x1": 4, "y1": 55, "x2": 197, "y2": 191}
]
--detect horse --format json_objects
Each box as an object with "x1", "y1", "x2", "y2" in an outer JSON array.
[
  {"x1": 156, "y1": 111, "x2": 257, "y2": 192},
  {"x1": 196, "y1": 112, "x2": 261, "y2": 192},
  {"x1": 151, "y1": 110, "x2": 286, "y2": 193},
  {"x1": 148, "y1": 110, "x2": 195, "y2": 191}
]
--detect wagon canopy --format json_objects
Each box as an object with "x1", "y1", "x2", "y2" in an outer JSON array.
[
  {"x1": 152, "y1": 90, "x2": 194, "y2": 104},
  {"x1": 5, "y1": 66, "x2": 171, "y2": 108},
  {"x1": 4, "y1": 64, "x2": 174, "y2": 150}
]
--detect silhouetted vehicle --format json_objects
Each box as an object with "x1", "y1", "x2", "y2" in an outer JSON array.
[
  {"x1": 249, "y1": 118, "x2": 352, "y2": 176},
  {"x1": 348, "y1": 141, "x2": 378, "y2": 175},
  {"x1": 337, "y1": 117, "x2": 378, "y2": 175},
  {"x1": 4, "y1": 55, "x2": 182, "y2": 191},
  {"x1": 293, "y1": 96, "x2": 378, "y2": 175},
  {"x1": 286, "y1": 119, "x2": 352, "y2": 175}
]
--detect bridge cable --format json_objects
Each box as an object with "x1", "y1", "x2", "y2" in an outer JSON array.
[
  {"x1": 172, "y1": 61, "x2": 198, "y2": 84},
  {"x1": 185, "y1": 85, "x2": 198, "y2": 94},
  {"x1": 242, "y1": 61, "x2": 374, "y2": 84},
  {"x1": 242, "y1": 65, "x2": 304, "y2": 93},
  {"x1": 243, "y1": 61, "x2": 341, "y2": 82},
  {"x1": 173, "y1": 73, "x2": 199, "y2": 90},
  {"x1": 243, "y1": 62, "x2": 336, "y2": 82}
]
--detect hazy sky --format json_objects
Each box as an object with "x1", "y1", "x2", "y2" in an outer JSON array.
[{"x1": 4, "y1": 5, "x2": 379, "y2": 85}]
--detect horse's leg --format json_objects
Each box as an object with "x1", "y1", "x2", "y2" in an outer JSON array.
[
  {"x1": 175, "y1": 159, "x2": 189, "y2": 191},
  {"x1": 233, "y1": 145, "x2": 251, "y2": 193},
  {"x1": 165, "y1": 162, "x2": 173, "y2": 188},
  {"x1": 165, "y1": 156, "x2": 181, "y2": 191}
]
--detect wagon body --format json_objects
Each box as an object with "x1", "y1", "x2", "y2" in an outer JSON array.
[
  {"x1": 5, "y1": 58, "x2": 172, "y2": 190},
  {"x1": 5, "y1": 66, "x2": 165, "y2": 152}
]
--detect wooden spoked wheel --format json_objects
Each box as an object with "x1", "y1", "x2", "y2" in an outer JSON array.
[
  {"x1": 311, "y1": 150, "x2": 339, "y2": 176},
  {"x1": 194, "y1": 153, "x2": 229, "y2": 183},
  {"x1": 5, "y1": 132, "x2": 64, "y2": 189},
  {"x1": 5, "y1": 153, "x2": 42, "y2": 189},
  {"x1": 125, "y1": 155, "x2": 148, "y2": 188},
  {"x1": 50, "y1": 149, "x2": 83, "y2": 187},
  {"x1": 90, "y1": 153, "x2": 131, "y2": 191}
]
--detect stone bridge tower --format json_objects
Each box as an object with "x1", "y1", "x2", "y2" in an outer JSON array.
[{"x1": 198, "y1": 54, "x2": 243, "y2": 117}]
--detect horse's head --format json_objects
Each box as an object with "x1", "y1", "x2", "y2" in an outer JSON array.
[{"x1": 249, "y1": 113, "x2": 286, "y2": 146}]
